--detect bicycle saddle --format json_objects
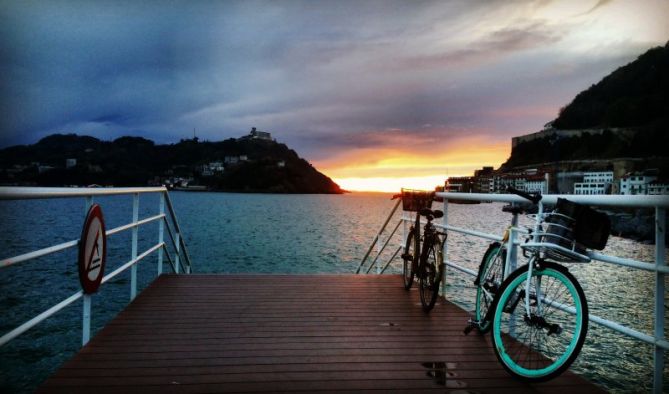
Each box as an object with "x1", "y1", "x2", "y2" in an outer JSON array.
[
  {"x1": 419, "y1": 208, "x2": 443, "y2": 219},
  {"x1": 502, "y1": 205, "x2": 525, "y2": 215}
]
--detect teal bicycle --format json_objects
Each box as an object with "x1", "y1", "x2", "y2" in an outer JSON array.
[{"x1": 468, "y1": 187, "x2": 610, "y2": 381}]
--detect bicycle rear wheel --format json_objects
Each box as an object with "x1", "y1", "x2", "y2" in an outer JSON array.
[
  {"x1": 402, "y1": 228, "x2": 417, "y2": 290},
  {"x1": 475, "y1": 243, "x2": 506, "y2": 333},
  {"x1": 491, "y1": 262, "x2": 588, "y2": 381},
  {"x1": 419, "y1": 238, "x2": 443, "y2": 312}
]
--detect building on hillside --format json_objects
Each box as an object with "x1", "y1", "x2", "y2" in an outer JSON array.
[
  {"x1": 209, "y1": 162, "x2": 225, "y2": 172},
  {"x1": 525, "y1": 175, "x2": 548, "y2": 194},
  {"x1": 620, "y1": 171, "x2": 658, "y2": 195},
  {"x1": 473, "y1": 166, "x2": 494, "y2": 193},
  {"x1": 573, "y1": 171, "x2": 614, "y2": 195},
  {"x1": 648, "y1": 180, "x2": 669, "y2": 195},
  {"x1": 66, "y1": 158, "x2": 77, "y2": 168},
  {"x1": 224, "y1": 156, "x2": 239, "y2": 165},
  {"x1": 446, "y1": 176, "x2": 475, "y2": 193}
]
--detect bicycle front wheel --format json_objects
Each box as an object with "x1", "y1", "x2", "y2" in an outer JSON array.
[
  {"x1": 419, "y1": 238, "x2": 443, "y2": 312},
  {"x1": 491, "y1": 262, "x2": 588, "y2": 381},
  {"x1": 475, "y1": 243, "x2": 506, "y2": 333},
  {"x1": 402, "y1": 228, "x2": 417, "y2": 290}
]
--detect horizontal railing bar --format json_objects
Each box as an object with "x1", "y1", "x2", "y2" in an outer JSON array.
[
  {"x1": 101, "y1": 242, "x2": 164, "y2": 285},
  {"x1": 435, "y1": 223, "x2": 503, "y2": 242},
  {"x1": 0, "y1": 290, "x2": 83, "y2": 346},
  {"x1": 0, "y1": 186, "x2": 166, "y2": 200},
  {"x1": 437, "y1": 192, "x2": 669, "y2": 209},
  {"x1": 588, "y1": 251, "x2": 667, "y2": 273},
  {"x1": 0, "y1": 239, "x2": 78, "y2": 269},
  {"x1": 445, "y1": 260, "x2": 477, "y2": 277},
  {"x1": 537, "y1": 295, "x2": 669, "y2": 350},
  {"x1": 0, "y1": 214, "x2": 167, "y2": 269},
  {"x1": 106, "y1": 213, "x2": 165, "y2": 236}
]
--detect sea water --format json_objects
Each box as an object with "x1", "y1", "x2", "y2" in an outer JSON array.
[{"x1": 0, "y1": 191, "x2": 667, "y2": 392}]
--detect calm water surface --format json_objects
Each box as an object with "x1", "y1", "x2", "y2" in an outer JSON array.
[{"x1": 0, "y1": 191, "x2": 667, "y2": 392}]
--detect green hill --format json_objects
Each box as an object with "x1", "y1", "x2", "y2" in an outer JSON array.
[
  {"x1": 0, "y1": 133, "x2": 344, "y2": 194},
  {"x1": 502, "y1": 42, "x2": 669, "y2": 171},
  {"x1": 553, "y1": 42, "x2": 669, "y2": 129}
]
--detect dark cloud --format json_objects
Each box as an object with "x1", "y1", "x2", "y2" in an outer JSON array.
[{"x1": 0, "y1": 0, "x2": 665, "y2": 166}]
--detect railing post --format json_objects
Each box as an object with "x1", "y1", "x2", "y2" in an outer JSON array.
[
  {"x1": 441, "y1": 198, "x2": 448, "y2": 296},
  {"x1": 130, "y1": 193, "x2": 139, "y2": 300},
  {"x1": 82, "y1": 295, "x2": 91, "y2": 345},
  {"x1": 82, "y1": 196, "x2": 93, "y2": 346},
  {"x1": 653, "y1": 207, "x2": 666, "y2": 394},
  {"x1": 158, "y1": 193, "x2": 165, "y2": 275},
  {"x1": 175, "y1": 233, "x2": 181, "y2": 274}
]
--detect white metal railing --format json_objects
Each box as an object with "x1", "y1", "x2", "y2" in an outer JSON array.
[
  {"x1": 0, "y1": 186, "x2": 193, "y2": 347},
  {"x1": 359, "y1": 192, "x2": 669, "y2": 393}
]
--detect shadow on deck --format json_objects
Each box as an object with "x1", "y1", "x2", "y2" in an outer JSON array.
[{"x1": 39, "y1": 274, "x2": 604, "y2": 393}]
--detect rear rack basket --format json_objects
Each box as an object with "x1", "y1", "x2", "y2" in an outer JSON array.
[{"x1": 401, "y1": 189, "x2": 435, "y2": 212}]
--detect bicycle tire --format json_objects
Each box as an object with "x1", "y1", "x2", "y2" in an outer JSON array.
[
  {"x1": 491, "y1": 262, "x2": 588, "y2": 381},
  {"x1": 419, "y1": 237, "x2": 443, "y2": 312},
  {"x1": 402, "y1": 228, "x2": 417, "y2": 290},
  {"x1": 474, "y1": 243, "x2": 506, "y2": 333}
]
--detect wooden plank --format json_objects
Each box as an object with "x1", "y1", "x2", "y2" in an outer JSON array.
[{"x1": 39, "y1": 274, "x2": 605, "y2": 393}]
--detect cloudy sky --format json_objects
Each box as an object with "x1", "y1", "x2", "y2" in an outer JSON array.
[{"x1": 1, "y1": 0, "x2": 667, "y2": 191}]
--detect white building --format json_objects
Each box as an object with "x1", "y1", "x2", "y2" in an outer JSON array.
[
  {"x1": 574, "y1": 171, "x2": 614, "y2": 195},
  {"x1": 525, "y1": 177, "x2": 548, "y2": 194},
  {"x1": 224, "y1": 156, "x2": 239, "y2": 165},
  {"x1": 583, "y1": 171, "x2": 613, "y2": 184},
  {"x1": 620, "y1": 173, "x2": 658, "y2": 195},
  {"x1": 209, "y1": 162, "x2": 224, "y2": 172},
  {"x1": 648, "y1": 180, "x2": 669, "y2": 195},
  {"x1": 66, "y1": 158, "x2": 77, "y2": 168}
]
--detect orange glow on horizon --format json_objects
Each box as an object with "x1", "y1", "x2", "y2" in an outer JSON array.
[{"x1": 316, "y1": 134, "x2": 510, "y2": 193}]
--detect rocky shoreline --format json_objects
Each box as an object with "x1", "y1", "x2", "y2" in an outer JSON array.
[{"x1": 605, "y1": 208, "x2": 668, "y2": 244}]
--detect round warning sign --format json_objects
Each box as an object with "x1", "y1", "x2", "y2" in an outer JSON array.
[{"x1": 78, "y1": 204, "x2": 107, "y2": 294}]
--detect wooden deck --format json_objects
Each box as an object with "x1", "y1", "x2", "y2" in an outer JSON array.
[{"x1": 39, "y1": 274, "x2": 604, "y2": 393}]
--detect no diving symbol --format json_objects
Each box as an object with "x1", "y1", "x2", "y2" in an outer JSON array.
[
  {"x1": 86, "y1": 229, "x2": 103, "y2": 276},
  {"x1": 78, "y1": 204, "x2": 107, "y2": 294}
]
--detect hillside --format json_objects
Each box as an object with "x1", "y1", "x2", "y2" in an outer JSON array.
[
  {"x1": 553, "y1": 42, "x2": 669, "y2": 129},
  {"x1": 0, "y1": 134, "x2": 344, "y2": 194},
  {"x1": 502, "y1": 42, "x2": 669, "y2": 171}
]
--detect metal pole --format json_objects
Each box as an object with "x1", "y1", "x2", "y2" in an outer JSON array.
[
  {"x1": 83, "y1": 196, "x2": 93, "y2": 345},
  {"x1": 82, "y1": 295, "x2": 91, "y2": 345},
  {"x1": 441, "y1": 198, "x2": 448, "y2": 296},
  {"x1": 653, "y1": 207, "x2": 666, "y2": 394},
  {"x1": 130, "y1": 193, "x2": 139, "y2": 300},
  {"x1": 158, "y1": 193, "x2": 165, "y2": 275}
]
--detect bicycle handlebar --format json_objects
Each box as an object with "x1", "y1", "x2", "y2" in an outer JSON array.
[{"x1": 506, "y1": 186, "x2": 542, "y2": 205}]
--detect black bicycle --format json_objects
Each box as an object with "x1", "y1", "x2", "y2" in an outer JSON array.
[{"x1": 398, "y1": 189, "x2": 446, "y2": 312}]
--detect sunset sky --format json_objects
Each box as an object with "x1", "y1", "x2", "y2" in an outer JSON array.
[{"x1": 1, "y1": 0, "x2": 668, "y2": 192}]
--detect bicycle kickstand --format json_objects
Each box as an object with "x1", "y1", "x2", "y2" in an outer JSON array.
[{"x1": 463, "y1": 319, "x2": 479, "y2": 335}]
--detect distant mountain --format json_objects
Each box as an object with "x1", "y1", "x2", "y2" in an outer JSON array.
[
  {"x1": 502, "y1": 42, "x2": 669, "y2": 171},
  {"x1": 0, "y1": 133, "x2": 344, "y2": 194}
]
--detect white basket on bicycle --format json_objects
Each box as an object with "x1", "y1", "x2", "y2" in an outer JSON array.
[{"x1": 522, "y1": 198, "x2": 611, "y2": 263}]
